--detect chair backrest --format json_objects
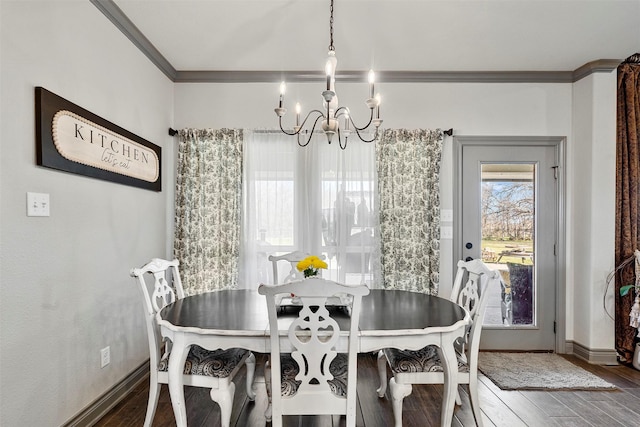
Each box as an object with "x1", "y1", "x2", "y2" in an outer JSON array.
[
  {"x1": 258, "y1": 278, "x2": 369, "y2": 418},
  {"x1": 130, "y1": 258, "x2": 184, "y2": 369},
  {"x1": 268, "y1": 251, "x2": 325, "y2": 284},
  {"x1": 449, "y1": 259, "x2": 500, "y2": 363}
]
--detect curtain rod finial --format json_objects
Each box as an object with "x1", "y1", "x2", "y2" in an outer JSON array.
[
  {"x1": 622, "y1": 53, "x2": 640, "y2": 64},
  {"x1": 169, "y1": 128, "x2": 178, "y2": 136}
]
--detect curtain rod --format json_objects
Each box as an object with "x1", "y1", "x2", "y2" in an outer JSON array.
[{"x1": 168, "y1": 127, "x2": 453, "y2": 137}]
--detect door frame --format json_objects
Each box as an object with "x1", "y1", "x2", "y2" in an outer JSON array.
[{"x1": 453, "y1": 136, "x2": 567, "y2": 353}]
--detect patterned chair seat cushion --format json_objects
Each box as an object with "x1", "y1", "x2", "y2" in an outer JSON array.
[
  {"x1": 384, "y1": 345, "x2": 469, "y2": 374},
  {"x1": 158, "y1": 345, "x2": 250, "y2": 378},
  {"x1": 280, "y1": 353, "x2": 348, "y2": 398}
]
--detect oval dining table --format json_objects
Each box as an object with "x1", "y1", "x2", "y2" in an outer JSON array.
[{"x1": 157, "y1": 288, "x2": 470, "y2": 427}]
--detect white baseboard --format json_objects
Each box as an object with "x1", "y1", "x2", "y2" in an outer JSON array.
[
  {"x1": 63, "y1": 361, "x2": 149, "y2": 427},
  {"x1": 566, "y1": 341, "x2": 618, "y2": 365}
]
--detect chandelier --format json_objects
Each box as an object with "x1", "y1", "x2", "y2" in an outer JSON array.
[{"x1": 274, "y1": 0, "x2": 382, "y2": 150}]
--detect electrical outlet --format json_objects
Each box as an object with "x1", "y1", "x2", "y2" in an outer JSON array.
[
  {"x1": 441, "y1": 226, "x2": 453, "y2": 240},
  {"x1": 100, "y1": 346, "x2": 110, "y2": 368}
]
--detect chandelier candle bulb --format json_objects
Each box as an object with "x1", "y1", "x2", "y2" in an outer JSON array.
[
  {"x1": 375, "y1": 93, "x2": 381, "y2": 118},
  {"x1": 279, "y1": 81, "x2": 286, "y2": 108},
  {"x1": 295, "y1": 102, "x2": 301, "y2": 126},
  {"x1": 368, "y1": 70, "x2": 375, "y2": 98}
]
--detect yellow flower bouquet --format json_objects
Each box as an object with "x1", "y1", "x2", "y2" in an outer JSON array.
[{"x1": 296, "y1": 255, "x2": 328, "y2": 278}]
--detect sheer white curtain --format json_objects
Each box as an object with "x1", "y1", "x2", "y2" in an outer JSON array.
[{"x1": 239, "y1": 130, "x2": 380, "y2": 289}]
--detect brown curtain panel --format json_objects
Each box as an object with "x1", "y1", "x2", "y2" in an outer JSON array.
[{"x1": 615, "y1": 53, "x2": 640, "y2": 363}]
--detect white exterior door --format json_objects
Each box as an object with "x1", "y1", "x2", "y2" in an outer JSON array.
[{"x1": 455, "y1": 137, "x2": 564, "y2": 351}]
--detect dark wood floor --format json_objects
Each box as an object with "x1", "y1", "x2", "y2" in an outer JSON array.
[{"x1": 95, "y1": 353, "x2": 640, "y2": 427}]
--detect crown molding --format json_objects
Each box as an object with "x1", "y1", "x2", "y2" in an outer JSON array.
[
  {"x1": 93, "y1": 0, "x2": 622, "y2": 85},
  {"x1": 90, "y1": 0, "x2": 177, "y2": 80},
  {"x1": 572, "y1": 59, "x2": 622, "y2": 81},
  {"x1": 174, "y1": 70, "x2": 577, "y2": 84}
]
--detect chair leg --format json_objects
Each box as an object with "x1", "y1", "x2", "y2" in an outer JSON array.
[
  {"x1": 468, "y1": 378, "x2": 484, "y2": 427},
  {"x1": 210, "y1": 382, "x2": 236, "y2": 427},
  {"x1": 264, "y1": 358, "x2": 272, "y2": 422},
  {"x1": 389, "y1": 378, "x2": 412, "y2": 427},
  {"x1": 143, "y1": 378, "x2": 161, "y2": 427},
  {"x1": 376, "y1": 350, "x2": 388, "y2": 397},
  {"x1": 245, "y1": 352, "x2": 257, "y2": 401}
]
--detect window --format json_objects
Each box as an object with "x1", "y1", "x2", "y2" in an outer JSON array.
[{"x1": 239, "y1": 131, "x2": 378, "y2": 288}]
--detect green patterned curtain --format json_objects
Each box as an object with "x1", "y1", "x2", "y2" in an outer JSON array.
[
  {"x1": 174, "y1": 128, "x2": 243, "y2": 295},
  {"x1": 376, "y1": 129, "x2": 443, "y2": 294}
]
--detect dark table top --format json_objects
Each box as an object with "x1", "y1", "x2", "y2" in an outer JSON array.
[{"x1": 159, "y1": 289, "x2": 467, "y2": 334}]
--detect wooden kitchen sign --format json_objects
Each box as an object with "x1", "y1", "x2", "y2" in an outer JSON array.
[{"x1": 35, "y1": 87, "x2": 161, "y2": 191}]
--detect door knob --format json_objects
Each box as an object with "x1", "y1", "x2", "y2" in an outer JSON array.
[
  {"x1": 465, "y1": 256, "x2": 474, "y2": 262},
  {"x1": 465, "y1": 242, "x2": 473, "y2": 249}
]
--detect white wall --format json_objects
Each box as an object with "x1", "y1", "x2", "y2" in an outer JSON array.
[
  {"x1": 0, "y1": 2, "x2": 173, "y2": 426},
  {"x1": 570, "y1": 71, "x2": 617, "y2": 350},
  {"x1": 173, "y1": 76, "x2": 618, "y2": 351},
  {"x1": 174, "y1": 80, "x2": 574, "y2": 311}
]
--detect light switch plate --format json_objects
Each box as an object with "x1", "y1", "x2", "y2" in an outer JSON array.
[
  {"x1": 441, "y1": 209, "x2": 453, "y2": 222},
  {"x1": 27, "y1": 192, "x2": 50, "y2": 217}
]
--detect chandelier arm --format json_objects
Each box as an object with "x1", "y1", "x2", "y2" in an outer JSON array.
[
  {"x1": 299, "y1": 109, "x2": 327, "y2": 128},
  {"x1": 351, "y1": 126, "x2": 378, "y2": 144},
  {"x1": 337, "y1": 129, "x2": 347, "y2": 150},
  {"x1": 349, "y1": 108, "x2": 375, "y2": 132},
  {"x1": 297, "y1": 115, "x2": 325, "y2": 147},
  {"x1": 280, "y1": 110, "x2": 327, "y2": 136},
  {"x1": 335, "y1": 105, "x2": 375, "y2": 132},
  {"x1": 334, "y1": 106, "x2": 378, "y2": 143},
  {"x1": 278, "y1": 116, "x2": 298, "y2": 136},
  {"x1": 334, "y1": 106, "x2": 349, "y2": 118}
]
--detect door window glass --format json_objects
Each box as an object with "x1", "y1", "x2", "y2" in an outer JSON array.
[{"x1": 480, "y1": 163, "x2": 535, "y2": 328}]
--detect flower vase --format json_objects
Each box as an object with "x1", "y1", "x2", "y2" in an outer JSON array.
[{"x1": 304, "y1": 269, "x2": 322, "y2": 279}]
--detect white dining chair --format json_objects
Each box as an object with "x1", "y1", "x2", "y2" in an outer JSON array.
[
  {"x1": 376, "y1": 258, "x2": 499, "y2": 427},
  {"x1": 258, "y1": 278, "x2": 370, "y2": 427},
  {"x1": 268, "y1": 251, "x2": 326, "y2": 284},
  {"x1": 130, "y1": 258, "x2": 256, "y2": 427}
]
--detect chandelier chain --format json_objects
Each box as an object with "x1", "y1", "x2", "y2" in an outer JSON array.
[{"x1": 328, "y1": 0, "x2": 335, "y2": 51}]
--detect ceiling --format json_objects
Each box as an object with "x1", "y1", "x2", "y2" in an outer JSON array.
[{"x1": 101, "y1": 0, "x2": 639, "y2": 81}]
